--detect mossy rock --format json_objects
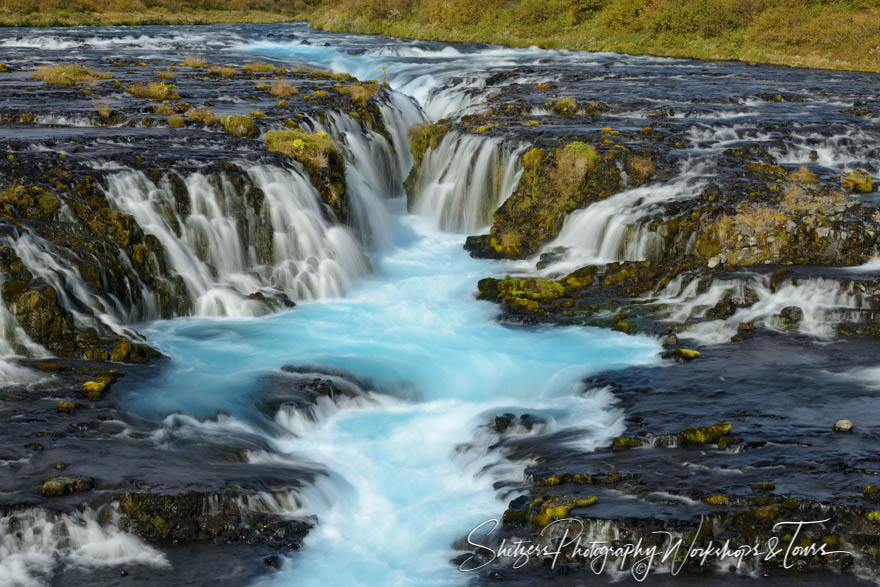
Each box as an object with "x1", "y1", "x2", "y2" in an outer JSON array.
[
  {"x1": 265, "y1": 129, "x2": 347, "y2": 221},
  {"x1": 678, "y1": 422, "x2": 731, "y2": 446},
  {"x1": 530, "y1": 495, "x2": 597, "y2": 527},
  {"x1": 611, "y1": 436, "x2": 643, "y2": 451},
  {"x1": 843, "y1": 169, "x2": 873, "y2": 193},
  {"x1": 481, "y1": 141, "x2": 621, "y2": 259},
  {"x1": 40, "y1": 475, "x2": 95, "y2": 496}
]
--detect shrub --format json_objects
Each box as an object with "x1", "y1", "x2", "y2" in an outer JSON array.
[
  {"x1": 184, "y1": 107, "x2": 218, "y2": 124},
  {"x1": 221, "y1": 114, "x2": 257, "y2": 138},
  {"x1": 168, "y1": 116, "x2": 185, "y2": 128},
  {"x1": 269, "y1": 79, "x2": 298, "y2": 97},
  {"x1": 182, "y1": 54, "x2": 206, "y2": 67},
  {"x1": 156, "y1": 71, "x2": 175, "y2": 80},
  {"x1": 127, "y1": 82, "x2": 179, "y2": 100},
  {"x1": 31, "y1": 64, "x2": 110, "y2": 86}
]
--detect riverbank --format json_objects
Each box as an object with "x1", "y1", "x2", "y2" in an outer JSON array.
[
  {"x1": 3, "y1": 1, "x2": 879, "y2": 74},
  {"x1": 305, "y1": 0, "x2": 880, "y2": 74}
]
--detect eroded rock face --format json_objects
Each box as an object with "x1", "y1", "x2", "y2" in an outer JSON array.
[
  {"x1": 118, "y1": 492, "x2": 311, "y2": 549},
  {"x1": 0, "y1": 55, "x2": 391, "y2": 364}
]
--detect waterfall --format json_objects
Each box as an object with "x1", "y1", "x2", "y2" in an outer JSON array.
[
  {"x1": 530, "y1": 160, "x2": 709, "y2": 276},
  {"x1": 0, "y1": 506, "x2": 169, "y2": 586},
  {"x1": 102, "y1": 165, "x2": 371, "y2": 317},
  {"x1": 407, "y1": 131, "x2": 527, "y2": 233},
  {"x1": 652, "y1": 273, "x2": 868, "y2": 344}
]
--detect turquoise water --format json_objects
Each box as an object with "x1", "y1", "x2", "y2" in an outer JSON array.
[{"x1": 132, "y1": 200, "x2": 660, "y2": 586}]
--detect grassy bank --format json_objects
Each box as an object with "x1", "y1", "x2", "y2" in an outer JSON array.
[
  {"x1": 306, "y1": 0, "x2": 880, "y2": 73},
  {"x1": 0, "y1": 0, "x2": 310, "y2": 26},
  {"x1": 2, "y1": 0, "x2": 879, "y2": 74}
]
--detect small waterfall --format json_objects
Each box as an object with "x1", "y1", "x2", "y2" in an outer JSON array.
[
  {"x1": 102, "y1": 165, "x2": 371, "y2": 316},
  {"x1": 531, "y1": 162, "x2": 709, "y2": 276},
  {"x1": 1, "y1": 232, "x2": 139, "y2": 335},
  {"x1": 376, "y1": 91, "x2": 427, "y2": 181},
  {"x1": 0, "y1": 506, "x2": 169, "y2": 585},
  {"x1": 315, "y1": 112, "x2": 398, "y2": 250},
  {"x1": 408, "y1": 131, "x2": 527, "y2": 233},
  {"x1": 652, "y1": 273, "x2": 867, "y2": 344}
]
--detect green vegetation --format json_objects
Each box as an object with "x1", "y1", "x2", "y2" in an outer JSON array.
[
  {"x1": 6, "y1": 2, "x2": 880, "y2": 73},
  {"x1": 0, "y1": 0, "x2": 308, "y2": 26},
  {"x1": 221, "y1": 114, "x2": 258, "y2": 138},
  {"x1": 127, "y1": 82, "x2": 179, "y2": 100},
  {"x1": 185, "y1": 107, "x2": 218, "y2": 124},
  {"x1": 242, "y1": 61, "x2": 278, "y2": 74},
  {"x1": 269, "y1": 80, "x2": 298, "y2": 97},
  {"x1": 335, "y1": 81, "x2": 380, "y2": 106},
  {"x1": 168, "y1": 116, "x2": 185, "y2": 128},
  {"x1": 306, "y1": 0, "x2": 880, "y2": 73},
  {"x1": 265, "y1": 128, "x2": 337, "y2": 175},
  {"x1": 843, "y1": 169, "x2": 874, "y2": 193},
  {"x1": 31, "y1": 64, "x2": 110, "y2": 86}
]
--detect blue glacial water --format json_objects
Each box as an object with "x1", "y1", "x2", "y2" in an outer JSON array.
[{"x1": 133, "y1": 199, "x2": 660, "y2": 586}]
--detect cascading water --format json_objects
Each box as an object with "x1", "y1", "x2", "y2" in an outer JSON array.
[
  {"x1": 407, "y1": 131, "x2": 527, "y2": 233},
  {"x1": 101, "y1": 165, "x2": 370, "y2": 317}
]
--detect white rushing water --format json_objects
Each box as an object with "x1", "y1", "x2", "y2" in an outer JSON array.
[{"x1": 130, "y1": 205, "x2": 659, "y2": 586}]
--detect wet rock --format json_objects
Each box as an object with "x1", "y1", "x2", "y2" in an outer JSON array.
[
  {"x1": 834, "y1": 419, "x2": 854, "y2": 432},
  {"x1": 678, "y1": 422, "x2": 731, "y2": 446},
  {"x1": 779, "y1": 306, "x2": 804, "y2": 328},
  {"x1": 494, "y1": 414, "x2": 514, "y2": 433},
  {"x1": 118, "y1": 491, "x2": 311, "y2": 549},
  {"x1": 40, "y1": 475, "x2": 95, "y2": 496},
  {"x1": 56, "y1": 400, "x2": 80, "y2": 413},
  {"x1": 662, "y1": 348, "x2": 700, "y2": 361},
  {"x1": 611, "y1": 436, "x2": 643, "y2": 451}
]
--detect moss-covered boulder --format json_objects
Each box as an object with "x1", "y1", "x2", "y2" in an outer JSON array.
[
  {"x1": 678, "y1": 423, "x2": 732, "y2": 446},
  {"x1": 468, "y1": 141, "x2": 621, "y2": 259},
  {"x1": 265, "y1": 129, "x2": 348, "y2": 221}
]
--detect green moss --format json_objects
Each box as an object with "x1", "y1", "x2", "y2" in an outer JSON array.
[
  {"x1": 127, "y1": 82, "x2": 179, "y2": 100},
  {"x1": 611, "y1": 436, "x2": 643, "y2": 451},
  {"x1": 484, "y1": 140, "x2": 620, "y2": 259},
  {"x1": 552, "y1": 96, "x2": 578, "y2": 115},
  {"x1": 167, "y1": 116, "x2": 185, "y2": 128},
  {"x1": 31, "y1": 64, "x2": 110, "y2": 86},
  {"x1": 221, "y1": 115, "x2": 257, "y2": 139},
  {"x1": 843, "y1": 169, "x2": 873, "y2": 193},
  {"x1": 243, "y1": 62, "x2": 277, "y2": 74},
  {"x1": 265, "y1": 129, "x2": 346, "y2": 219},
  {"x1": 754, "y1": 505, "x2": 779, "y2": 521},
  {"x1": 531, "y1": 495, "x2": 597, "y2": 527},
  {"x1": 409, "y1": 122, "x2": 450, "y2": 169},
  {"x1": 679, "y1": 422, "x2": 731, "y2": 446},
  {"x1": 706, "y1": 494, "x2": 728, "y2": 505},
  {"x1": 335, "y1": 81, "x2": 380, "y2": 106},
  {"x1": 184, "y1": 107, "x2": 218, "y2": 125}
]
